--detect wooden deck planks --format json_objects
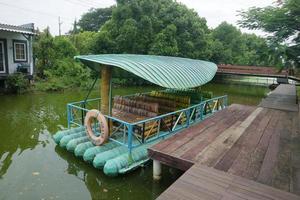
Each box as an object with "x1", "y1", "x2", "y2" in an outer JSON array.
[
  {"x1": 269, "y1": 111, "x2": 295, "y2": 192},
  {"x1": 291, "y1": 107, "x2": 300, "y2": 195},
  {"x1": 157, "y1": 165, "x2": 300, "y2": 200},
  {"x1": 152, "y1": 84, "x2": 300, "y2": 199},
  {"x1": 149, "y1": 104, "x2": 256, "y2": 170},
  {"x1": 214, "y1": 108, "x2": 270, "y2": 173},
  {"x1": 241, "y1": 110, "x2": 281, "y2": 180},
  {"x1": 179, "y1": 106, "x2": 254, "y2": 162},
  {"x1": 156, "y1": 105, "x2": 243, "y2": 154},
  {"x1": 259, "y1": 84, "x2": 298, "y2": 112},
  {"x1": 257, "y1": 111, "x2": 285, "y2": 185},
  {"x1": 196, "y1": 107, "x2": 263, "y2": 167},
  {"x1": 227, "y1": 109, "x2": 274, "y2": 177}
]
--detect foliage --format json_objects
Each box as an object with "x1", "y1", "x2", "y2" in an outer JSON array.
[
  {"x1": 35, "y1": 58, "x2": 91, "y2": 91},
  {"x1": 34, "y1": 28, "x2": 78, "y2": 76},
  {"x1": 32, "y1": 0, "x2": 296, "y2": 92},
  {"x1": 92, "y1": 0, "x2": 210, "y2": 59},
  {"x1": 211, "y1": 22, "x2": 245, "y2": 64},
  {"x1": 238, "y1": 0, "x2": 300, "y2": 67},
  {"x1": 33, "y1": 27, "x2": 55, "y2": 77},
  {"x1": 69, "y1": 31, "x2": 98, "y2": 54},
  {"x1": 210, "y1": 22, "x2": 284, "y2": 67},
  {"x1": 34, "y1": 29, "x2": 92, "y2": 91},
  {"x1": 6, "y1": 73, "x2": 29, "y2": 93},
  {"x1": 150, "y1": 24, "x2": 179, "y2": 56},
  {"x1": 53, "y1": 36, "x2": 78, "y2": 59},
  {"x1": 78, "y1": 7, "x2": 114, "y2": 32}
]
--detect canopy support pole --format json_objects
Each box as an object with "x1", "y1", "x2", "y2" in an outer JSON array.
[
  {"x1": 100, "y1": 65, "x2": 112, "y2": 115},
  {"x1": 109, "y1": 75, "x2": 112, "y2": 116},
  {"x1": 101, "y1": 65, "x2": 113, "y2": 134}
]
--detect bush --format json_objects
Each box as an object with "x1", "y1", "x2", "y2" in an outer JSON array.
[
  {"x1": 6, "y1": 73, "x2": 29, "y2": 93},
  {"x1": 34, "y1": 58, "x2": 92, "y2": 91}
]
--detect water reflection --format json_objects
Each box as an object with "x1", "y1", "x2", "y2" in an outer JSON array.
[
  {"x1": 0, "y1": 96, "x2": 62, "y2": 179},
  {"x1": 54, "y1": 145, "x2": 181, "y2": 200},
  {"x1": 0, "y1": 84, "x2": 269, "y2": 200}
]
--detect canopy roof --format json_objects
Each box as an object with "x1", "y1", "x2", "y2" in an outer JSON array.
[{"x1": 75, "y1": 54, "x2": 217, "y2": 89}]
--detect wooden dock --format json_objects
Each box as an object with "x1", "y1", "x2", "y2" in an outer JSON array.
[{"x1": 149, "y1": 84, "x2": 300, "y2": 199}]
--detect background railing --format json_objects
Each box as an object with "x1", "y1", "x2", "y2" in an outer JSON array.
[{"x1": 67, "y1": 95, "x2": 228, "y2": 152}]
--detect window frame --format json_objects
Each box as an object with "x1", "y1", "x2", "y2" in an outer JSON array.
[
  {"x1": 13, "y1": 40, "x2": 27, "y2": 63},
  {"x1": 0, "y1": 38, "x2": 8, "y2": 73}
]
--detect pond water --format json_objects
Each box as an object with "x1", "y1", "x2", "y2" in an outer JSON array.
[{"x1": 0, "y1": 83, "x2": 269, "y2": 200}]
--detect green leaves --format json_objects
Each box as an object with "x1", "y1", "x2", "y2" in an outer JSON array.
[
  {"x1": 150, "y1": 25, "x2": 179, "y2": 56},
  {"x1": 91, "y1": 0, "x2": 210, "y2": 58},
  {"x1": 238, "y1": 0, "x2": 300, "y2": 67},
  {"x1": 77, "y1": 7, "x2": 114, "y2": 32},
  {"x1": 33, "y1": 29, "x2": 92, "y2": 91},
  {"x1": 6, "y1": 73, "x2": 29, "y2": 93}
]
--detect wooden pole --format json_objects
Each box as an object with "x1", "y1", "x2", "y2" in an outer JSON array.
[
  {"x1": 101, "y1": 65, "x2": 112, "y2": 115},
  {"x1": 100, "y1": 65, "x2": 113, "y2": 135}
]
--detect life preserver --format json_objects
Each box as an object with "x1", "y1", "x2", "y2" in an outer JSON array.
[{"x1": 84, "y1": 109, "x2": 109, "y2": 146}]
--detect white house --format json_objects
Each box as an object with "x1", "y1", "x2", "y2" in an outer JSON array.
[{"x1": 0, "y1": 23, "x2": 35, "y2": 85}]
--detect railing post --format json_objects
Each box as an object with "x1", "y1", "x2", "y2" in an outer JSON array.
[
  {"x1": 127, "y1": 124, "x2": 133, "y2": 154},
  {"x1": 157, "y1": 119, "x2": 161, "y2": 137},
  {"x1": 224, "y1": 95, "x2": 228, "y2": 107},
  {"x1": 141, "y1": 122, "x2": 145, "y2": 143},
  {"x1": 200, "y1": 103, "x2": 204, "y2": 120},
  {"x1": 186, "y1": 109, "x2": 190, "y2": 127},
  {"x1": 81, "y1": 102, "x2": 85, "y2": 126},
  {"x1": 67, "y1": 104, "x2": 71, "y2": 128}
]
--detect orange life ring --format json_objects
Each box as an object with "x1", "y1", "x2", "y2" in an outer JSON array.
[{"x1": 84, "y1": 109, "x2": 109, "y2": 146}]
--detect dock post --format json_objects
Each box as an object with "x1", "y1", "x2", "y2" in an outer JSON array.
[{"x1": 153, "y1": 160, "x2": 162, "y2": 180}]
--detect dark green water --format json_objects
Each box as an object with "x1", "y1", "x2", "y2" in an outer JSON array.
[{"x1": 0, "y1": 83, "x2": 269, "y2": 200}]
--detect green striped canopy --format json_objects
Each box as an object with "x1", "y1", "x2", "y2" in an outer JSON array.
[{"x1": 75, "y1": 54, "x2": 217, "y2": 89}]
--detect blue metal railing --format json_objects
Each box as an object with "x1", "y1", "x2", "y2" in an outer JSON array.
[{"x1": 67, "y1": 94, "x2": 228, "y2": 152}]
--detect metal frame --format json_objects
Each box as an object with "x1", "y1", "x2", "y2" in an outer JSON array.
[{"x1": 67, "y1": 94, "x2": 228, "y2": 153}]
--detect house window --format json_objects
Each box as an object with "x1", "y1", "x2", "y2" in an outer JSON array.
[
  {"x1": 0, "y1": 41, "x2": 5, "y2": 73},
  {"x1": 13, "y1": 41, "x2": 27, "y2": 62}
]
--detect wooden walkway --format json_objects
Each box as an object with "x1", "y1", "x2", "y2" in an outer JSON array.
[
  {"x1": 217, "y1": 65, "x2": 300, "y2": 82},
  {"x1": 259, "y1": 84, "x2": 298, "y2": 112},
  {"x1": 157, "y1": 165, "x2": 299, "y2": 200},
  {"x1": 217, "y1": 65, "x2": 288, "y2": 77},
  {"x1": 150, "y1": 84, "x2": 300, "y2": 199}
]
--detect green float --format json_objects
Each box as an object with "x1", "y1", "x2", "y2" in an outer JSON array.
[
  {"x1": 74, "y1": 142, "x2": 94, "y2": 157},
  {"x1": 66, "y1": 136, "x2": 90, "y2": 152},
  {"x1": 59, "y1": 131, "x2": 86, "y2": 148},
  {"x1": 53, "y1": 126, "x2": 85, "y2": 144}
]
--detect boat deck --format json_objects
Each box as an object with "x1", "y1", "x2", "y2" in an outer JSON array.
[{"x1": 150, "y1": 84, "x2": 300, "y2": 199}]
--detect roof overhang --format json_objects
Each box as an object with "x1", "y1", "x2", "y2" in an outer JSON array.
[
  {"x1": 0, "y1": 23, "x2": 36, "y2": 35},
  {"x1": 75, "y1": 54, "x2": 217, "y2": 89}
]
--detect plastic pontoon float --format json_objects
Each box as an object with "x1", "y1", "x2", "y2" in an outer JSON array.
[{"x1": 53, "y1": 54, "x2": 228, "y2": 176}]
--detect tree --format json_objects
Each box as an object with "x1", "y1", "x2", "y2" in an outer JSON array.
[
  {"x1": 238, "y1": 0, "x2": 300, "y2": 67},
  {"x1": 150, "y1": 24, "x2": 179, "y2": 56},
  {"x1": 209, "y1": 22, "x2": 284, "y2": 67},
  {"x1": 34, "y1": 31, "x2": 92, "y2": 90},
  {"x1": 92, "y1": 0, "x2": 210, "y2": 59},
  {"x1": 33, "y1": 27, "x2": 55, "y2": 77},
  {"x1": 211, "y1": 22, "x2": 247, "y2": 65},
  {"x1": 78, "y1": 7, "x2": 114, "y2": 32},
  {"x1": 69, "y1": 31, "x2": 98, "y2": 54},
  {"x1": 53, "y1": 36, "x2": 78, "y2": 59},
  {"x1": 69, "y1": 19, "x2": 80, "y2": 35}
]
